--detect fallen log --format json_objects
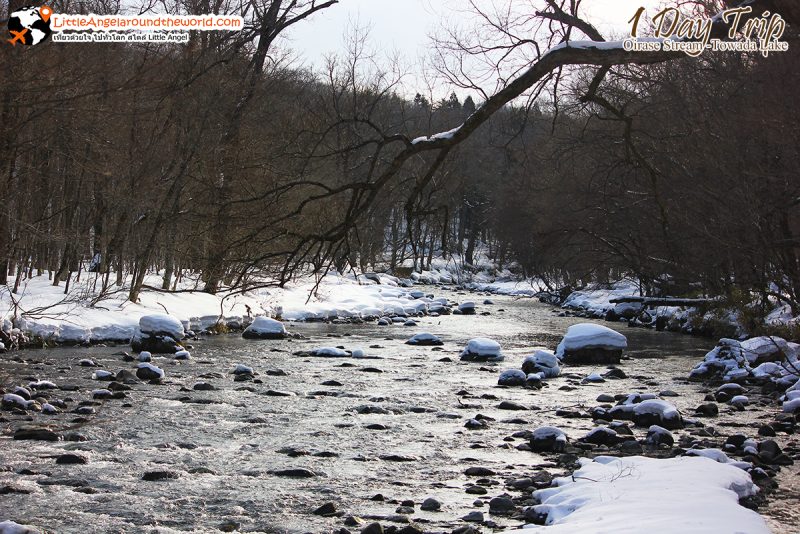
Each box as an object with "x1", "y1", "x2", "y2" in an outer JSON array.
[{"x1": 609, "y1": 296, "x2": 720, "y2": 306}]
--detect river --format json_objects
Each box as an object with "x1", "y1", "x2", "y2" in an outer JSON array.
[{"x1": 0, "y1": 290, "x2": 797, "y2": 533}]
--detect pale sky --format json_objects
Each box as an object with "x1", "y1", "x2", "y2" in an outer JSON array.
[{"x1": 286, "y1": 0, "x2": 662, "y2": 96}]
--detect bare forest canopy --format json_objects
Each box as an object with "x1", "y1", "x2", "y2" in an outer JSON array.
[{"x1": 1, "y1": 0, "x2": 799, "y2": 315}]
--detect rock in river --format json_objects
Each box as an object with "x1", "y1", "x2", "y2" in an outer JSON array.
[
  {"x1": 242, "y1": 317, "x2": 288, "y2": 340},
  {"x1": 555, "y1": 323, "x2": 627, "y2": 365}
]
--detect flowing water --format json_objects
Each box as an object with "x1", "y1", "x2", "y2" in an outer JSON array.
[{"x1": 0, "y1": 290, "x2": 797, "y2": 533}]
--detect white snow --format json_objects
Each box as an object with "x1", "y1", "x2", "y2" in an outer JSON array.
[
  {"x1": 783, "y1": 397, "x2": 800, "y2": 413},
  {"x1": 460, "y1": 337, "x2": 503, "y2": 361},
  {"x1": 511, "y1": 455, "x2": 768, "y2": 534},
  {"x1": 532, "y1": 426, "x2": 567, "y2": 443},
  {"x1": 0, "y1": 271, "x2": 453, "y2": 344},
  {"x1": 243, "y1": 316, "x2": 286, "y2": 335},
  {"x1": 406, "y1": 332, "x2": 442, "y2": 345},
  {"x1": 555, "y1": 323, "x2": 627, "y2": 358},
  {"x1": 2, "y1": 393, "x2": 31, "y2": 409},
  {"x1": 523, "y1": 350, "x2": 561, "y2": 378},
  {"x1": 632, "y1": 399, "x2": 680, "y2": 420},
  {"x1": 232, "y1": 364, "x2": 254, "y2": 375},
  {"x1": 0, "y1": 520, "x2": 41, "y2": 534},
  {"x1": 139, "y1": 314, "x2": 184, "y2": 339},
  {"x1": 92, "y1": 370, "x2": 113, "y2": 380}
]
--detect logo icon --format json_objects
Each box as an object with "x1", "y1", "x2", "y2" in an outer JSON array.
[{"x1": 7, "y1": 5, "x2": 52, "y2": 46}]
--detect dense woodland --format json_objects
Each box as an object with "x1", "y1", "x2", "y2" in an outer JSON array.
[{"x1": 1, "y1": 0, "x2": 799, "y2": 319}]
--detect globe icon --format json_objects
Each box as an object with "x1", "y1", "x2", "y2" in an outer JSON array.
[{"x1": 8, "y1": 5, "x2": 52, "y2": 46}]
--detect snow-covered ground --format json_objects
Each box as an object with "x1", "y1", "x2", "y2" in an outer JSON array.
[
  {"x1": 0, "y1": 271, "x2": 444, "y2": 345},
  {"x1": 511, "y1": 455, "x2": 769, "y2": 534}
]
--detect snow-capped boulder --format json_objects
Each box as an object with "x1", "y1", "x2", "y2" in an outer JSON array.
[
  {"x1": 242, "y1": 317, "x2": 288, "y2": 340},
  {"x1": 406, "y1": 332, "x2": 443, "y2": 346},
  {"x1": 0, "y1": 520, "x2": 41, "y2": 534},
  {"x1": 714, "y1": 383, "x2": 746, "y2": 402},
  {"x1": 521, "y1": 350, "x2": 561, "y2": 378},
  {"x1": 232, "y1": 364, "x2": 254, "y2": 376},
  {"x1": 92, "y1": 370, "x2": 114, "y2": 381},
  {"x1": 460, "y1": 338, "x2": 503, "y2": 362},
  {"x1": 498, "y1": 369, "x2": 527, "y2": 386},
  {"x1": 2, "y1": 393, "x2": 31, "y2": 410},
  {"x1": 136, "y1": 362, "x2": 165, "y2": 381},
  {"x1": 458, "y1": 301, "x2": 476, "y2": 315},
  {"x1": 689, "y1": 338, "x2": 748, "y2": 381},
  {"x1": 645, "y1": 425, "x2": 674, "y2": 447},
  {"x1": 555, "y1": 323, "x2": 627, "y2": 364},
  {"x1": 530, "y1": 426, "x2": 568, "y2": 453},
  {"x1": 740, "y1": 336, "x2": 795, "y2": 365},
  {"x1": 131, "y1": 314, "x2": 184, "y2": 354},
  {"x1": 632, "y1": 399, "x2": 683, "y2": 430}
]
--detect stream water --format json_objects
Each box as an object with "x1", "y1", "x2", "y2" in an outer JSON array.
[{"x1": 0, "y1": 290, "x2": 797, "y2": 533}]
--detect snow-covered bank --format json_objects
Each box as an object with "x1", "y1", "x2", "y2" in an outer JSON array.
[
  {"x1": 0, "y1": 272, "x2": 449, "y2": 346},
  {"x1": 511, "y1": 455, "x2": 769, "y2": 534},
  {"x1": 557, "y1": 280, "x2": 800, "y2": 339}
]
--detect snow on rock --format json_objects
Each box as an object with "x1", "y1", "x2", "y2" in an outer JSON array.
[
  {"x1": 560, "y1": 281, "x2": 639, "y2": 316},
  {"x1": 521, "y1": 350, "x2": 561, "y2": 378},
  {"x1": 138, "y1": 351, "x2": 152, "y2": 362},
  {"x1": 2, "y1": 393, "x2": 31, "y2": 410},
  {"x1": 739, "y1": 336, "x2": 796, "y2": 365},
  {"x1": 139, "y1": 314, "x2": 184, "y2": 339},
  {"x1": 242, "y1": 317, "x2": 287, "y2": 339},
  {"x1": 307, "y1": 347, "x2": 349, "y2": 357},
  {"x1": 690, "y1": 336, "x2": 799, "y2": 384},
  {"x1": 684, "y1": 448, "x2": 751, "y2": 470},
  {"x1": 457, "y1": 301, "x2": 476, "y2": 315},
  {"x1": 174, "y1": 350, "x2": 191, "y2": 360},
  {"x1": 92, "y1": 370, "x2": 114, "y2": 381},
  {"x1": 632, "y1": 399, "x2": 683, "y2": 430},
  {"x1": 530, "y1": 426, "x2": 568, "y2": 453},
  {"x1": 645, "y1": 425, "x2": 674, "y2": 447},
  {"x1": 0, "y1": 520, "x2": 41, "y2": 534},
  {"x1": 28, "y1": 380, "x2": 56, "y2": 390},
  {"x1": 136, "y1": 362, "x2": 165, "y2": 380},
  {"x1": 555, "y1": 323, "x2": 626, "y2": 364},
  {"x1": 232, "y1": 364, "x2": 254, "y2": 376},
  {"x1": 689, "y1": 338, "x2": 750, "y2": 382},
  {"x1": 783, "y1": 394, "x2": 800, "y2": 413},
  {"x1": 513, "y1": 455, "x2": 768, "y2": 534},
  {"x1": 132, "y1": 314, "x2": 185, "y2": 354},
  {"x1": 460, "y1": 337, "x2": 503, "y2": 362},
  {"x1": 405, "y1": 332, "x2": 443, "y2": 346},
  {"x1": 607, "y1": 396, "x2": 683, "y2": 430},
  {"x1": 498, "y1": 369, "x2": 527, "y2": 387}
]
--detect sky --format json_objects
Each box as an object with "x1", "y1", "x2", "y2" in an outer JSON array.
[{"x1": 286, "y1": 0, "x2": 663, "y2": 96}]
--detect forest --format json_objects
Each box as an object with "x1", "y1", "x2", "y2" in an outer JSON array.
[{"x1": 2, "y1": 0, "x2": 798, "y2": 319}]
